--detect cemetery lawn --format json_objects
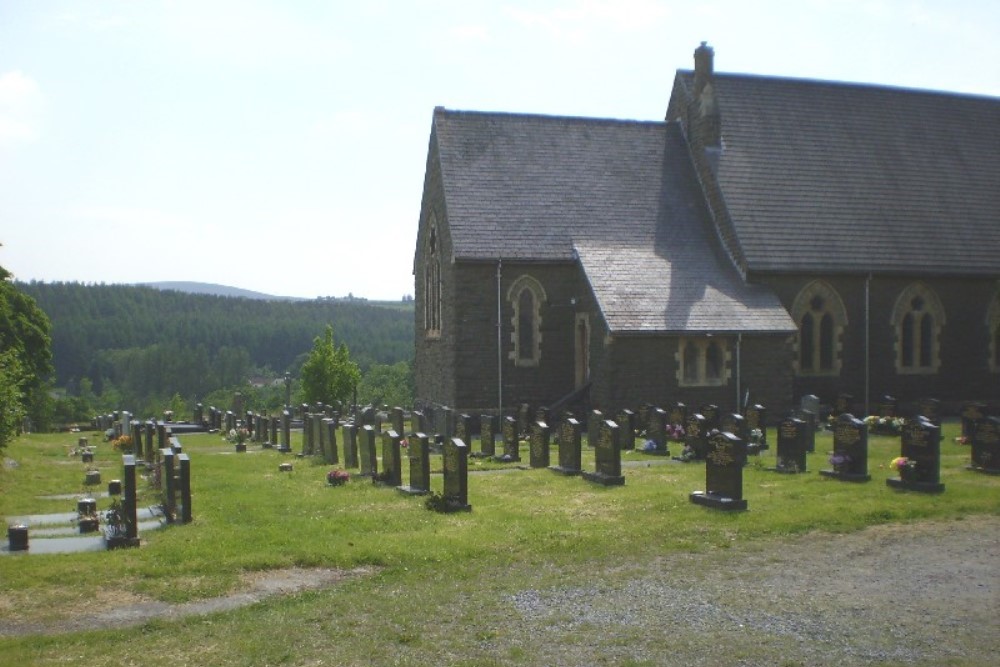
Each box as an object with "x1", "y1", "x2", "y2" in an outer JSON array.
[{"x1": 1, "y1": 424, "x2": 998, "y2": 666}]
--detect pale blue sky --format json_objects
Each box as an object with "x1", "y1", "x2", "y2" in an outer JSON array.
[{"x1": 2, "y1": 0, "x2": 998, "y2": 300}]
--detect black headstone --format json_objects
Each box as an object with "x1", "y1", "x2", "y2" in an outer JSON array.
[
  {"x1": 774, "y1": 417, "x2": 807, "y2": 473},
  {"x1": 529, "y1": 421, "x2": 550, "y2": 468},
  {"x1": 551, "y1": 418, "x2": 582, "y2": 475},
  {"x1": 969, "y1": 416, "x2": 1000, "y2": 474},
  {"x1": 500, "y1": 416, "x2": 520, "y2": 462},
  {"x1": 820, "y1": 413, "x2": 871, "y2": 482},
  {"x1": 582, "y1": 419, "x2": 624, "y2": 486},
  {"x1": 887, "y1": 418, "x2": 945, "y2": 492},
  {"x1": 690, "y1": 431, "x2": 748, "y2": 511}
]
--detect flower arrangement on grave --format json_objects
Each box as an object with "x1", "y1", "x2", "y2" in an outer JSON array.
[
  {"x1": 828, "y1": 452, "x2": 851, "y2": 474},
  {"x1": 326, "y1": 468, "x2": 350, "y2": 486},
  {"x1": 111, "y1": 434, "x2": 133, "y2": 453},
  {"x1": 666, "y1": 423, "x2": 686, "y2": 442},
  {"x1": 227, "y1": 427, "x2": 250, "y2": 445},
  {"x1": 865, "y1": 415, "x2": 905, "y2": 436},
  {"x1": 890, "y1": 456, "x2": 916, "y2": 476},
  {"x1": 749, "y1": 428, "x2": 763, "y2": 446},
  {"x1": 955, "y1": 435, "x2": 970, "y2": 446},
  {"x1": 103, "y1": 498, "x2": 128, "y2": 541},
  {"x1": 776, "y1": 457, "x2": 800, "y2": 473}
]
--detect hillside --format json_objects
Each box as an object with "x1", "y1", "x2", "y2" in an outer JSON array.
[
  {"x1": 138, "y1": 281, "x2": 307, "y2": 301},
  {"x1": 18, "y1": 281, "x2": 414, "y2": 402}
]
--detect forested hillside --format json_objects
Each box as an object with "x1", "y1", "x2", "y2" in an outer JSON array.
[{"x1": 19, "y1": 281, "x2": 413, "y2": 416}]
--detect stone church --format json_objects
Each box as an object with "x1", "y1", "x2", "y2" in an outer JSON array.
[{"x1": 413, "y1": 43, "x2": 1000, "y2": 421}]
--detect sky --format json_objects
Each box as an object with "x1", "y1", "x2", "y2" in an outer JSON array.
[{"x1": 2, "y1": 1, "x2": 999, "y2": 301}]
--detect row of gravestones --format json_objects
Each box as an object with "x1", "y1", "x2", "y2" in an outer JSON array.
[{"x1": 418, "y1": 402, "x2": 769, "y2": 462}]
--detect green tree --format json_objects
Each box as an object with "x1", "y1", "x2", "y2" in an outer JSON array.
[
  {"x1": 0, "y1": 263, "x2": 53, "y2": 438},
  {"x1": 357, "y1": 361, "x2": 413, "y2": 409},
  {"x1": 300, "y1": 326, "x2": 360, "y2": 407},
  {"x1": 0, "y1": 351, "x2": 25, "y2": 450}
]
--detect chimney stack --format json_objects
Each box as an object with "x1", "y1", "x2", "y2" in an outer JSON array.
[{"x1": 691, "y1": 42, "x2": 721, "y2": 149}]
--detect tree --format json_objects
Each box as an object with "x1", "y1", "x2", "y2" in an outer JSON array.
[
  {"x1": 0, "y1": 262, "x2": 53, "y2": 440},
  {"x1": 299, "y1": 326, "x2": 360, "y2": 407},
  {"x1": 0, "y1": 351, "x2": 25, "y2": 450},
  {"x1": 357, "y1": 361, "x2": 413, "y2": 409}
]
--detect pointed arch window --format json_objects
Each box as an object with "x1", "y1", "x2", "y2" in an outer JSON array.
[
  {"x1": 791, "y1": 281, "x2": 848, "y2": 376},
  {"x1": 508, "y1": 275, "x2": 546, "y2": 367},
  {"x1": 423, "y1": 218, "x2": 441, "y2": 338},
  {"x1": 891, "y1": 283, "x2": 945, "y2": 374}
]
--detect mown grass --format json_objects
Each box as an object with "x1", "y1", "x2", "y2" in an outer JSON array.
[{"x1": 1, "y1": 421, "x2": 997, "y2": 665}]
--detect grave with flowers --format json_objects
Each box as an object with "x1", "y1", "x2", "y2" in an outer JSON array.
[
  {"x1": 887, "y1": 417, "x2": 945, "y2": 493},
  {"x1": 820, "y1": 413, "x2": 871, "y2": 482}
]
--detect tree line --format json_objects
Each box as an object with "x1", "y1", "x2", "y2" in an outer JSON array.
[{"x1": 15, "y1": 281, "x2": 415, "y2": 424}]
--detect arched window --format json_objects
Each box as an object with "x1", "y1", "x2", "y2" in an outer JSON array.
[
  {"x1": 423, "y1": 218, "x2": 442, "y2": 337},
  {"x1": 987, "y1": 284, "x2": 1000, "y2": 373},
  {"x1": 676, "y1": 337, "x2": 730, "y2": 387},
  {"x1": 791, "y1": 281, "x2": 848, "y2": 376},
  {"x1": 507, "y1": 275, "x2": 546, "y2": 367},
  {"x1": 891, "y1": 283, "x2": 945, "y2": 374}
]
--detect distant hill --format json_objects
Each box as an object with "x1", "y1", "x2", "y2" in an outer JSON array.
[{"x1": 139, "y1": 281, "x2": 306, "y2": 301}]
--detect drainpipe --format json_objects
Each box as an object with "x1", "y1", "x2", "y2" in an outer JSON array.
[
  {"x1": 497, "y1": 258, "x2": 503, "y2": 419},
  {"x1": 735, "y1": 332, "x2": 742, "y2": 412},
  {"x1": 865, "y1": 273, "x2": 871, "y2": 418}
]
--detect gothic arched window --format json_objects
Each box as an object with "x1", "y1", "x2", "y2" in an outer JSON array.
[
  {"x1": 791, "y1": 281, "x2": 848, "y2": 376},
  {"x1": 507, "y1": 275, "x2": 546, "y2": 367},
  {"x1": 423, "y1": 218, "x2": 442, "y2": 337},
  {"x1": 891, "y1": 283, "x2": 945, "y2": 374}
]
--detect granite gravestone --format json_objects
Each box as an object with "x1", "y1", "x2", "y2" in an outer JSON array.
[
  {"x1": 500, "y1": 416, "x2": 520, "y2": 462},
  {"x1": 774, "y1": 417, "x2": 807, "y2": 473},
  {"x1": 359, "y1": 425, "x2": 377, "y2": 477},
  {"x1": 454, "y1": 413, "x2": 472, "y2": 449},
  {"x1": 617, "y1": 409, "x2": 636, "y2": 451},
  {"x1": 961, "y1": 403, "x2": 987, "y2": 440},
  {"x1": 529, "y1": 421, "x2": 551, "y2": 468},
  {"x1": 551, "y1": 417, "x2": 582, "y2": 475},
  {"x1": 400, "y1": 433, "x2": 431, "y2": 495},
  {"x1": 682, "y1": 413, "x2": 708, "y2": 460},
  {"x1": 583, "y1": 419, "x2": 624, "y2": 486},
  {"x1": 832, "y1": 393, "x2": 853, "y2": 417},
  {"x1": 969, "y1": 416, "x2": 1000, "y2": 474},
  {"x1": 646, "y1": 408, "x2": 669, "y2": 454},
  {"x1": 439, "y1": 437, "x2": 471, "y2": 512},
  {"x1": 879, "y1": 395, "x2": 898, "y2": 418},
  {"x1": 392, "y1": 407, "x2": 405, "y2": 437},
  {"x1": 744, "y1": 404, "x2": 767, "y2": 450},
  {"x1": 378, "y1": 430, "x2": 403, "y2": 486},
  {"x1": 668, "y1": 402, "x2": 687, "y2": 432},
  {"x1": 587, "y1": 410, "x2": 603, "y2": 448},
  {"x1": 323, "y1": 418, "x2": 339, "y2": 465},
  {"x1": 699, "y1": 404, "x2": 720, "y2": 432},
  {"x1": 690, "y1": 431, "x2": 748, "y2": 511},
  {"x1": 916, "y1": 398, "x2": 941, "y2": 425},
  {"x1": 280, "y1": 410, "x2": 291, "y2": 453},
  {"x1": 887, "y1": 418, "x2": 945, "y2": 493},
  {"x1": 342, "y1": 423, "x2": 359, "y2": 469},
  {"x1": 720, "y1": 413, "x2": 748, "y2": 444},
  {"x1": 477, "y1": 414, "x2": 496, "y2": 458},
  {"x1": 820, "y1": 413, "x2": 871, "y2": 482}
]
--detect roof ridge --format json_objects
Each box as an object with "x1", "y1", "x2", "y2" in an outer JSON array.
[
  {"x1": 675, "y1": 69, "x2": 1000, "y2": 102},
  {"x1": 434, "y1": 107, "x2": 666, "y2": 126}
]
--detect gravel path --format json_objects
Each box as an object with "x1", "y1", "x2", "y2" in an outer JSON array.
[{"x1": 501, "y1": 515, "x2": 999, "y2": 666}]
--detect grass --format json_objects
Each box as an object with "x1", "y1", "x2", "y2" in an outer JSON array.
[{"x1": 1, "y1": 421, "x2": 998, "y2": 665}]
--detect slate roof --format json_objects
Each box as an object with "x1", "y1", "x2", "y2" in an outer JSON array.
[
  {"x1": 674, "y1": 72, "x2": 1000, "y2": 276},
  {"x1": 431, "y1": 109, "x2": 794, "y2": 333},
  {"x1": 575, "y1": 242, "x2": 795, "y2": 334}
]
